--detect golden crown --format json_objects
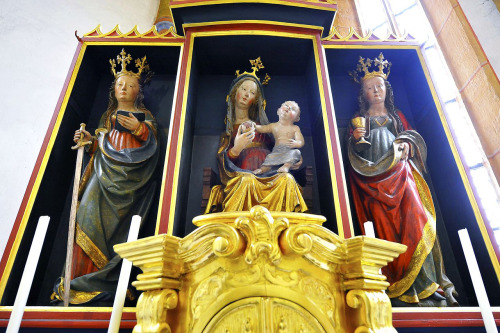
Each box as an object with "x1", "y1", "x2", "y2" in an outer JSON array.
[
  {"x1": 235, "y1": 57, "x2": 271, "y2": 85},
  {"x1": 110, "y1": 49, "x2": 150, "y2": 79},
  {"x1": 349, "y1": 53, "x2": 391, "y2": 84}
]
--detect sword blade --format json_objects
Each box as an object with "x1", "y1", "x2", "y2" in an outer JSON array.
[{"x1": 63, "y1": 144, "x2": 85, "y2": 307}]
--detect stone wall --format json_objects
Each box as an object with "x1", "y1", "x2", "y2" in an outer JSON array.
[{"x1": 420, "y1": 0, "x2": 500, "y2": 184}]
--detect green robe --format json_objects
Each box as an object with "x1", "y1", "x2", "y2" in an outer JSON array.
[{"x1": 54, "y1": 110, "x2": 159, "y2": 305}]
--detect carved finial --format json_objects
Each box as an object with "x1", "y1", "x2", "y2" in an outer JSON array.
[{"x1": 235, "y1": 206, "x2": 288, "y2": 265}]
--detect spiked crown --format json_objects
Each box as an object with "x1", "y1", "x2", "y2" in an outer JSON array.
[
  {"x1": 110, "y1": 49, "x2": 150, "y2": 80},
  {"x1": 349, "y1": 53, "x2": 391, "y2": 84}
]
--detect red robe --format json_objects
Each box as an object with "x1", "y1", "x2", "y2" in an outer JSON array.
[
  {"x1": 227, "y1": 124, "x2": 272, "y2": 170},
  {"x1": 349, "y1": 111, "x2": 439, "y2": 301}
]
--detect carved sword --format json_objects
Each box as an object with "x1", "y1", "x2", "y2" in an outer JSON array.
[{"x1": 63, "y1": 123, "x2": 92, "y2": 307}]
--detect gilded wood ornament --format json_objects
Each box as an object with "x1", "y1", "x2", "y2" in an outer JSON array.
[
  {"x1": 346, "y1": 290, "x2": 395, "y2": 333},
  {"x1": 114, "y1": 206, "x2": 407, "y2": 332},
  {"x1": 323, "y1": 27, "x2": 416, "y2": 42},
  {"x1": 83, "y1": 24, "x2": 181, "y2": 39},
  {"x1": 133, "y1": 289, "x2": 178, "y2": 333}
]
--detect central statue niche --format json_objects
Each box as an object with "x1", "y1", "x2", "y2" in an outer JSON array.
[
  {"x1": 174, "y1": 34, "x2": 337, "y2": 237},
  {"x1": 204, "y1": 58, "x2": 308, "y2": 214}
]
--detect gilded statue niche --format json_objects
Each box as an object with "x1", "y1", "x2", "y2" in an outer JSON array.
[{"x1": 114, "y1": 206, "x2": 406, "y2": 333}]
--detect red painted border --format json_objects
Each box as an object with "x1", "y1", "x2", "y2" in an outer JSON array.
[
  {"x1": 314, "y1": 34, "x2": 352, "y2": 238},
  {"x1": 157, "y1": 30, "x2": 192, "y2": 235},
  {"x1": 0, "y1": 310, "x2": 136, "y2": 329},
  {"x1": 0, "y1": 42, "x2": 84, "y2": 282},
  {"x1": 393, "y1": 310, "x2": 500, "y2": 328},
  {"x1": 0, "y1": 309, "x2": 498, "y2": 329}
]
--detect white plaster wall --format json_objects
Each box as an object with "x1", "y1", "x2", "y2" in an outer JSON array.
[
  {"x1": 458, "y1": 0, "x2": 500, "y2": 77},
  {"x1": 0, "y1": 1, "x2": 159, "y2": 259}
]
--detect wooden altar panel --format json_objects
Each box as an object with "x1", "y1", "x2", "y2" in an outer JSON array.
[
  {"x1": 0, "y1": 43, "x2": 181, "y2": 307},
  {"x1": 167, "y1": 30, "x2": 341, "y2": 237},
  {"x1": 325, "y1": 45, "x2": 500, "y2": 307}
]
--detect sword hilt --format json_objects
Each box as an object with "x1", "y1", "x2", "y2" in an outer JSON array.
[{"x1": 71, "y1": 123, "x2": 92, "y2": 150}]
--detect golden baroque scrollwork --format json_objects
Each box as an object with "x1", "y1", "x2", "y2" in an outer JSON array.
[
  {"x1": 114, "y1": 206, "x2": 407, "y2": 333},
  {"x1": 299, "y1": 276, "x2": 336, "y2": 326},
  {"x1": 280, "y1": 223, "x2": 344, "y2": 270},
  {"x1": 190, "y1": 264, "x2": 306, "y2": 330},
  {"x1": 191, "y1": 269, "x2": 225, "y2": 323},
  {"x1": 179, "y1": 222, "x2": 246, "y2": 269},
  {"x1": 346, "y1": 290, "x2": 396, "y2": 333},
  {"x1": 236, "y1": 206, "x2": 289, "y2": 265},
  {"x1": 133, "y1": 289, "x2": 178, "y2": 333}
]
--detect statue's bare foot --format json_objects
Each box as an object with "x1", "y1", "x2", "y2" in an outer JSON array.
[
  {"x1": 254, "y1": 169, "x2": 263, "y2": 175},
  {"x1": 277, "y1": 165, "x2": 290, "y2": 173},
  {"x1": 444, "y1": 287, "x2": 459, "y2": 306}
]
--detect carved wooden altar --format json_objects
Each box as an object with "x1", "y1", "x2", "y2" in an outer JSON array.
[
  {"x1": 115, "y1": 206, "x2": 406, "y2": 332},
  {"x1": 2, "y1": 0, "x2": 500, "y2": 330}
]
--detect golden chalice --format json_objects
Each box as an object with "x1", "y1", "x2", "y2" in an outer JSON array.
[{"x1": 352, "y1": 117, "x2": 371, "y2": 152}]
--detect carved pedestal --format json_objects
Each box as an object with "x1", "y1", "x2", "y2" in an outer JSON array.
[{"x1": 115, "y1": 206, "x2": 406, "y2": 332}]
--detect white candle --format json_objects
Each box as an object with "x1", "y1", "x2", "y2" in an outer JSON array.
[
  {"x1": 6, "y1": 216, "x2": 50, "y2": 333},
  {"x1": 364, "y1": 221, "x2": 384, "y2": 277},
  {"x1": 108, "y1": 215, "x2": 142, "y2": 333},
  {"x1": 364, "y1": 221, "x2": 376, "y2": 238},
  {"x1": 458, "y1": 228, "x2": 498, "y2": 333}
]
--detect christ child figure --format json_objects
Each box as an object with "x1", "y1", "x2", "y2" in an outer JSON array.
[{"x1": 253, "y1": 101, "x2": 304, "y2": 174}]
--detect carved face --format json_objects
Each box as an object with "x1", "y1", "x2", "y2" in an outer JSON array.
[
  {"x1": 235, "y1": 79, "x2": 258, "y2": 109},
  {"x1": 115, "y1": 75, "x2": 140, "y2": 104},
  {"x1": 362, "y1": 76, "x2": 386, "y2": 106},
  {"x1": 277, "y1": 101, "x2": 299, "y2": 122}
]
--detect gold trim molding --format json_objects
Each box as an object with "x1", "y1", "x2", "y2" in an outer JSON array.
[
  {"x1": 323, "y1": 26, "x2": 417, "y2": 42},
  {"x1": 115, "y1": 206, "x2": 406, "y2": 332},
  {"x1": 83, "y1": 24, "x2": 182, "y2": 39}
]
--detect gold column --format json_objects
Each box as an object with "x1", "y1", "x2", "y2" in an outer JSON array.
[{"x1": 420, "y1": 0, "x2": 500, "y2": 185}]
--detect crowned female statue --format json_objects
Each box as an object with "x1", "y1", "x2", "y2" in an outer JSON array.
[
  {"x1": 347, "y1": 53, "x2": 458, "y2": 307},
  {"x1": 52, "y1": 49, "x2": 159, "y2": 305},
  {"x1": 205, "y1": 58, "x2": 308, "y2": 213}
]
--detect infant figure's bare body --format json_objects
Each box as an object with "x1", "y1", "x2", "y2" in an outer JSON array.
[{"x1": 254, "y1": 101, "x2": 304, "y2": 174}]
